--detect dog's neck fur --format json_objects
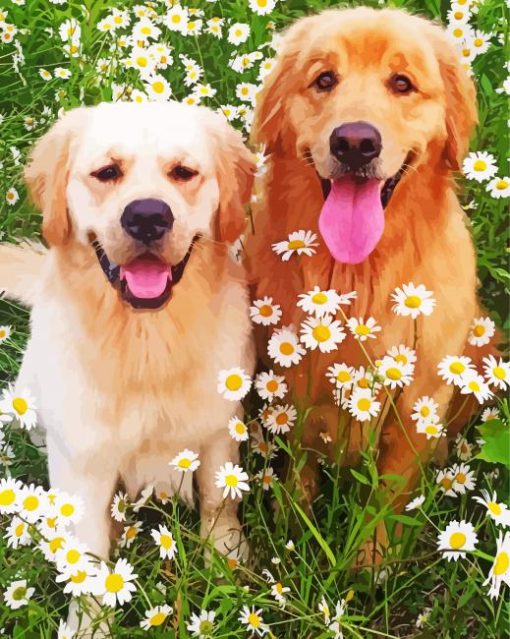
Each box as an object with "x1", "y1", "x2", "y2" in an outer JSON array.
[{"x1": 249, "y1": 146, "x2": 455, "y2": 320}]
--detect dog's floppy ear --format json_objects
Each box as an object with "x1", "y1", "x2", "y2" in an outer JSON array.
[
  {"x1": 428, "y1": 27, "x2": 477, "y2": 171},
  {"x1": 24, "y1": 108, "x2": 86, "y2": 246},
  {"x1": 214, "y1": 121, "x2": 256, "y2": 243}
]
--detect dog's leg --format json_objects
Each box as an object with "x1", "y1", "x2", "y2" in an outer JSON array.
[
  {"x1": 47, "y1": 433, "x2": 118, "y2": 637},
  {"x1": 197, "y1": 435, "x2": 248, "y2": 566}
]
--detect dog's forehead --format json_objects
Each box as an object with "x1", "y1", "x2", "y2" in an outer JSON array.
[{"x1": 76, "y1": 102, "x2": 216, "y2": 167}]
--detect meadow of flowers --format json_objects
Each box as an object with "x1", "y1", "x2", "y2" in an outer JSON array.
[{"x1": 0, "y1": 0, "x2": 508, "y2": 637}]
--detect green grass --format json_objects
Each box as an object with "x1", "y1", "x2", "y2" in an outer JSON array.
[{"x1": 0, "y1": 0, "x2": 509, "y2": 637}]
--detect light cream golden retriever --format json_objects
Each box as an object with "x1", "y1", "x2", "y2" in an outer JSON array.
[{"x1": 0, "y1": 101, "x2": 255, "y2": 629}]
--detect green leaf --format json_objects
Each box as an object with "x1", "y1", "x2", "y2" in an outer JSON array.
[
  {"x1": 350, "y1": 469, "x2": 370, "y2": 485},
  {"x1": 389, "y1": 514, "x2": 423, "y2": 527},
  {"x1": 475, "y1": 420, "x2": 510, "y2": 469},
  {"x1": 293, "y1": 501, "x2": 336, "y2": 567}
]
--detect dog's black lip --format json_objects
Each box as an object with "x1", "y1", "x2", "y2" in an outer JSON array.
[{"x1": 90, "y1": 236, "x2": 198, "y2": 310}]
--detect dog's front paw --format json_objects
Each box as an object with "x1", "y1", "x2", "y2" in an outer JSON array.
[{"x1": 201, "y1": 514, "x2": 249, "y2": 567}]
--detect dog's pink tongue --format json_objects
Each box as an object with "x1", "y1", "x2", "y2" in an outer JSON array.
[
  {"x1": 120, "y1": 258, "x2": 171, "y2": 299},
  {"x1": 319, "y1": 177, "x2": 384, "y2": 264}
]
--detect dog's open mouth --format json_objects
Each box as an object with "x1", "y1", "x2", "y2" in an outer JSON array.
[
  {"x1": 317, "y1": 159, "x2": 409, "y2": 265},
  {"x1": 90, "y1": 237, "x2": 196, "y2": 310}
]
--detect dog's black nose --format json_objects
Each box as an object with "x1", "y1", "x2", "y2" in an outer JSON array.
[
  {"x1": 121, "y1": 199, "x2": 174, "y2": 244},
  {"x1": 330, "y1": 121, "x2": 382, "y2": 170}
]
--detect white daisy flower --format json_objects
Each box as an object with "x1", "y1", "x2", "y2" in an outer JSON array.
[
  {"x1": 5, "y1": 187, "x2": 19, "y2": 206},
  {"x1": 140, "y1": 604, "x2": 173, "y2": 630},
  {"x1": 258, "y1": 57, "x2": 275, "y2": 80},
  {"x1": 249, "y1": 297, "x2": 282, "y2": 326},
  {"x1": 459, "y1": 370, "x2": 493, "y2": 403},
  {"x1": 56, "y1": 619, "x2": 75, "y2": 639},
  {"x1": 411, "y1": 396, "x2": 439, "y2": 422},
  {"x1": 297, "y1": 286, "x2": 344, "y2": 317},
  {"x1": 462, "y1": 151, "x2": 498, "y2": 182},
  {"x1": 0, "y1": 477, "x2": 22, "y2": 514},
  {"x1": 455, "y1": 433, "x2": 473, "y2": 461},
  {"x1": 447, "y1": 6, "x2": 471, "y2": 24},
  {"x1": 416, "y1": 608, "x2": 432, "y2": 629},
  {"x1": 271, "y1": 580, "x2": 290, "y2": 606},
  {"x1": 265, "y1": 404, "x2": 297, "y2": 435},
  {"x1": 484, "y1": 531, "x2": 510, "y2": 599},
  {"x1": 151, "y1": 524, "x2": 177, "y2": 560},
  {"x1": 130, "y1": 47, "x2": 157, "y2": 76},
  {"x1": 483, "y1": 355, "x2": 510, "y2": 390},
  {"x1": 38, "y1": 68, "x2": 52, "y2": 81},
  {"x1": 481, "y1": 406, "x2": 500, "y2": 422},
  {"x1": 111, "y1": 491, "x2": 129, "y2": 522},
  {"x1": 215, "y1": 461, "x2": 250, "y2": 500},
  {"x1": 257, "y1": 467, "x2": 276, "y2": 491},
  {"x1": 91, "y1": 558, "x2": 138, "y2": 608},
  {"x1": 217, "y1": 367, "x2": 252, "y2": 401},
  {"x1": 436, "y1": 468, "x2": 457, "y2": 497},
  {"x1": 18, "y1": 483, "x2": 47, "y2": 523},
  {"x1": 3, "y1": 579, "x2": 35, "y2": 610},
  {"x1": 38, "y1": 525, "x2": 70, "y2": 562},
  {"x1": 55, "y1": 536, "x2": 90, "y2": 577},
  {"x1": 468, "y1": 316, "x2": 496, "y2": 347},
  {"x1": 353, "y1": 366, "x2": 381, "y2": 393},
  {"x1": 132, "y1": 17, "x2": 161, "y2": 42},
  {"x1": 318, "y1": 596, "x2": 331, "y2": 623},
  {"x1": 228, "y1": 22, "x2": 250, "y2": 45},
  {"x1": 405, "y1": 494, "x2": 425, "y2": 511},
  {"x1": 255, "y1": 370, "x2": 287, "y2": 401},
  {"x1": 228, "y1": 416, "x2": 249, "y2": 442},
  {"x1": 206, "y1": 18, "x2": 223, "y2": 38},
  {"x1": 184, "y1": 19, "x2": 202, "y2": 36},
  {"x1": 347, "y1": 316, "x2": 381, "y2": 341},
  {"x1": 326, "y1": 363, "x2": 355, "y2": 389},
  {"x1": 170, "y1": 449, "x2": 200, "y2": 473},
  {"x1": 300, "y1": 315, "x2": 346, "y2": 353},
  {"x1": 52, "y1": 492, "x2": 84, "y2": 525},
  {"x1": 54, "y1": 67, "x2": 72, "y2": 79},
  {"x1": 377, "y1": 355, "x2": 414, "y2": 389},
  {"x1": 187, "y1": 609, "x2": 215, "y2": 637},
  {"x1": 5, "y1": 516, "x2": 32, "y2": 549},
  {"x1": 450, "y1": 463, "x2": 476, "y2": 494},
  {"x1": 487, "y1": 176, "x2": 510, "y2": 198},
  {"x1": 56, "y1": 561, "x2": 95, "y2": 596},
  {"x1": 387, "y1": 344, "x2": 417, "y2": 366},
  {"x1": 416, "y1": 417, "x2": 445, "y2": 440},
  {"x1": 447, "y1": 22, "x2": 474, "y2": 44},
  {"x1": 438, "y1": 519, "x2": 477, "y2": 561},
  {"x1": 219, "y1": 104, "x2": 238, "y2": 121},
  {"x1": 348, "y1": 389, "x2": 381, "y2": 422},
  {"x1": 474, "y1": 490, "x2": 510, "y2": 528},
  {"x1": 437, "y1": 355, "x2": 474, "y2": 386},
  {"x1": 97, "y1": 17, "x2": 115, "y2": 32},
  {"x1": 239, "y1": 605, "x2": 268, "y2": 636},
  {"x1": 59, "y1": 18, "x2": 80, "y2": 43},
  {"x1": 469, "y1": 30, "x2": 491, "y2": 54},
  {"x1": 249, "y1": 0, "x2": 277, "y2": 15},
  {"x1": 120, "y1": 522, "x2": 143, "y2": 548},
  {"x1": 391, "y1": 283, "x2": 436, "y2": 318},
  {"x1": 0, "y1": 385, "x2": 37, "y2": 430},
  {"x1": 267, "y1": 326, "x2": 306, "y2": 368},
  {"x1": 235, "y1": 81, "x2": 259, "y2": 105},
  {"x1": 165, "y1": 5, "x2": 188, "y2": 33},
  {"x1": 145, "y1": 74, "x2": 172, "y2": 101},
  {"x1": 272, "y1": 230, "x2": 318, "y2": 261}
]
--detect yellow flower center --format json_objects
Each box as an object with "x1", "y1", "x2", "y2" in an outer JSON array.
[
  {"x1": 178, "y1": 458, "x2": 192, "y2": 468},
  {"x1": 248, "y1": 613, "x2": 261, "y2": 628},
  {"x1": 337, "y1": 371, "x2": 351, "y2": 383},
  {"x1": 494, "y1": 551, "x2": 509, "y2": 576},
  {"x1": 404, "y1": 295, "x2": 421, "y2": 308},
  {"x1": 160, "y1": 534, "x2": 173, "y2": 549},
  {"x1": 473, "y1": 324, "x2": 485, "y2": 336},
  {"x1": 312, "y1": 325, "x2": 331, "y2": 342},
  {"x1": 23, "y1": 495, "x2": 39, "y2": 511},
  {"x1": 355, "y1": 324, "x2": 370, "y2": 336},
  {"x1": 357, "y1": 378, "x2": 369, "y2": 389},
  {"x1": 449, "y1": 362, "x2": 465, "y2": 375},
  {"x1": 386, "y1": 367, "x2": 402, "y2": 380},
  {"x1": 61, "y1": 503, "x2": 75, "y2": 517},
  {"x1": 425, "y1": 425, "x2": 438, "y2": 435},
  {"x1": 449, "y1": 532, "x2": 466, "y2": 549},
  {"x1": 105, "y1": 573, "x2": 124, "y2": 593},
  {"x1": 225, "y1": 374, "x2": 242, "y2": 391},
  {"x1": 468, "y1": 380, "x2": 480, "y2": 392},
  {"x1": 357, "y1": 398, "x2": 371, "y2": 412},
  {"x1": 13, "y1": 397, "x2": 28, "y2": 415},
  {"x1": 275, "y1": 582, "x2": 283, "y2": 594},
  {"x1": 279, "y1": 342, "x2": 294, "y2": 356},
  {"x1": 225, "y1": 474, "x2": 239, "y2": 487},
  {"x1": 453, "y1": 27, "x2": 463, "y2": 37},
  {"x1": 288, "y1": 239, "x2": 305, "y2": 250},
  {"x1": 473, "y1": 37, "x2": 483, "y2": 47},
  {"x1": 71, "y1": 570, "x2": 87, "y2": 584},
  {"x1": 441, "y1": 477, "x2": 453, "y2": 490},
  {"x1": 488, "y1": 502, "x2": 502, "y2": 516},
  {"x1": 49, "y1": 537, "x2": 65, "y2": 553},
  {"x1": 172, "y1": 15, "x2": 181, "y2": 23},
  {"x1": 141, "y1": 26, "x2": 151, "y2": 35},
  {"x1": 496, "y1": 180, "x2": 508, "y2": 190},
  {"x1": 266, "y1": 379, "x2": 278, "y2": 392},
  {"x1": 258, "y1": 304, "x2": 273, "y2": 317},
  {"x1": 454, "y1": 11, "x2": 464, "y2": 19},
  {"x1": 152, "y1": 81, "x2": 165, "y2": 93},
  {"x1": 276, "y1": 413, "x2": 288, "y2": 425},
  {"x1": 0, "y1": 330, "x2": 6, "y2": 338},
  {"x1": 473, "y1": 159, "x2": 487, "y2": 171},
  {"x1": 149, "y1": 612, "x2": 166, "y2": 626},
  {"x1": 15, "y1": 523, "x2": 25, "y2": 536},
  {"x1": 494, "y1": 366, "x2": 506, "y2": 380},
  {"x1": 235, "y1": 422, "x2": 246, "y2": 434},
  {"x1": 455, "y1": 472, "x2": 466, "y2": 484},
  {"x1": 257, "y1": 0, "x2": 268, "y2": 5},
  {"x1": 311, "y1": 292, "x2": 328, "y2": 304},
  {"x1": 136, "y1": 56, "x2": 148, "y2": 67},
  {"x1": 420, "y1": 406, "x2": 430, "y2": 417},
  {"x1": 0, "y1": 488, "x2": 15, "y2": 506},
  {"x1": 126, "y1": 527, "x2": 137, "y2": 540},
  {"x1": 67, "y1": 549, "x2": 81, "y2": 564}
]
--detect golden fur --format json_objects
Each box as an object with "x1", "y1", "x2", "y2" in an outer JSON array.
[{"x1": 246, "y1": 7, "x2": 495, "y2": 558}]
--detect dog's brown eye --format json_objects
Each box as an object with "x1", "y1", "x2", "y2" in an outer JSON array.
[
  {"x1": 91, "y1": 164, "x2": 122, "y2": 182},
  {"x1": 389, "y1": 74, "x2": 415, "y2": 94},
  {"x1": 313, "y1": 71, "x2": 338, "y2": 92},
  {"x1": 170, "y1": 165, "x2": 198, "y2": 182}
]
